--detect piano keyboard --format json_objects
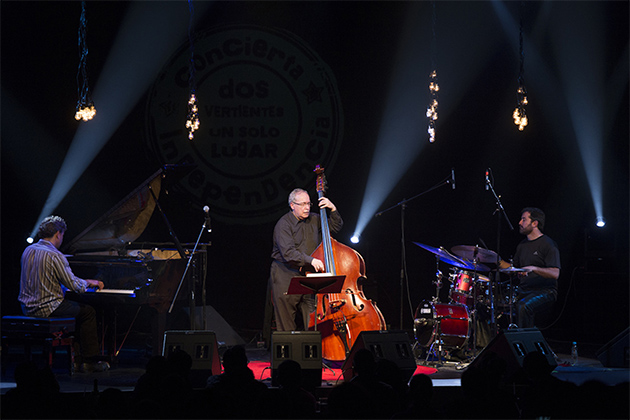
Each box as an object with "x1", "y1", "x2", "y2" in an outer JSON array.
[{"x1": 88, "y1": 288, "x2": 136, "y2": 296}]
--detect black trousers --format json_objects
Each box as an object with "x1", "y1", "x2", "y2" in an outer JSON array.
[
  {"x1": 515, "y1": 289, "x2": 557, "y2": 328},
  {"x1": 270, "y1": 261, "x2": 315, "y2": 332},
  {"x1": 50, "y1": 299, "x2": 99, "y2": 361}
]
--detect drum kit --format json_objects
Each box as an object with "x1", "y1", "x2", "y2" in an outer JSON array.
[{"x1": 412, "y1": 242, "x2": 529, "y2": 366}]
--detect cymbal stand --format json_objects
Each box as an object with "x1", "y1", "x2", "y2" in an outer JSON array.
[
  {"x1": 425, "y1": 316, "x2": 447, "y2": 366},
  {"x1": 507, "y1": 272, "x2": 518, "y2": 329},
  {"x1": 489, "y1": 271, "x2": 498, "y2": 337},
  {"x1": 432, "y1": 256, "x2": 443, "y2": 303},
  {"x1": 466, "y1": 258, "x2": 483, "y2": 359},
  {"x1": 467, "y1": 274, "x2": 479, "y2": 358}
]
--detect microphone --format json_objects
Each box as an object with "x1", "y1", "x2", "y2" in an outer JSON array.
[
  {"x1": 203, "y1": 205, "x2": 212, "y2": 232},
  {"x1": 485, "y1": 169, "x2": 490, "y2": 190},
  {"x1": 451, "y1": 168, "x2": 456, "y2": 190}
]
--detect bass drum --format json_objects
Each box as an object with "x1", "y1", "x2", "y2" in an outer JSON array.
[{"x1": 414, "y1": 300, "x2": 470, "y2": 348}]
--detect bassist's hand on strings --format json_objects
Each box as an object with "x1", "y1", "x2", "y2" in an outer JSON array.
[
  {"x1": 314, "y1": 196, "x2": 336, "y2": 273},
  {"x1": 311, "y1": 258, "x2": 326, "y2": 272},
  {"x1": 318, "y1": 197, "x2": 337, "y2": 212}
]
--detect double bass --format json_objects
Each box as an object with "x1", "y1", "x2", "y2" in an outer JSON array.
[{"x1": 308, "y1": 165, "x2": 386, "y2": 362}]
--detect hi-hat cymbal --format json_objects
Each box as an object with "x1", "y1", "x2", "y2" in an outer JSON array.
[
  {"x1": 451, "y1": 245, "x2": 499, "y2": 263},
  {"x1": 413, "y1": 242, "x2": 480, "y2": 270},
  {"x1": 498, "y1": 267, "x2": 531, "y2": 273}
]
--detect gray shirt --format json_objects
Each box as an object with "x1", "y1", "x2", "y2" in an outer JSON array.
[{"x1": 19, "y1": 239, "x2": 88, "y2": 317}]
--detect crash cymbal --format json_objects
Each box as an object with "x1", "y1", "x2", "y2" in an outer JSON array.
[
  {"x1": 413, "y1": 242, "x2": 477, "y2": 270},
  {"x1": 451, "y1": 245, "x2": 499, "y2": 263}
]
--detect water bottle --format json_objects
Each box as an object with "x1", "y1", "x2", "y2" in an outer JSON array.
[{"x1": 570, "y1": 341, "x2": 578, "y2": 366}]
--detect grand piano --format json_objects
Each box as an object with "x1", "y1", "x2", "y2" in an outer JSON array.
[{"x1": 63, "y1": 165, "x2": 207, "y2": 358}]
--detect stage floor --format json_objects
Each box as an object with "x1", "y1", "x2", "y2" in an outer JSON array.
[{"x1": 1, "y1": 339, "x2": 628, "y2": 395}]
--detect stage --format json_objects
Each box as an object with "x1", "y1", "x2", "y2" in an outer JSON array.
[{"x1": 2, "y1": 334, "x2": 627, "y2": 394}]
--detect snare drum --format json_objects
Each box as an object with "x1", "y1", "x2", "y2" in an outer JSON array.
[
  {"x1": 450, "y1": 270, "x2": 490, "y2": 306},
  {"x1": 414, "y1": 301, "x2": 470, "y2": 348}
]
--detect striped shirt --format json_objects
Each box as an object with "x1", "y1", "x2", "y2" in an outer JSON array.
[{"x1": 19, "y1": 239, "x2": 88, "y2": 317}]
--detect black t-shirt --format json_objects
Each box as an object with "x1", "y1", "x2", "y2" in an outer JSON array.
[{"x1": 513, "y1": 235, "x2": 561, "y2": 293}]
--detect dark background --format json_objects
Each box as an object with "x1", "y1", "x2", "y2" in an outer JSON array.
[{"x1": 2, "y1": 1, "x2": 628, "y2": 351}]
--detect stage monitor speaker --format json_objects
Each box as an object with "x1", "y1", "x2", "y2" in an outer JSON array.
[
  {"x1": 271, "y1": 331, "x2": 322, "y2": 390},
  {"x1": 163, "y1": 330, "x2": 221, "y2": 388},
  {"x1": 596, "y1": 327, "x2": 629, "y2": 368},
  {"x1": 341, "y1": 330, "x2": 416, "y2": 382},
  {"x1": 468, "y1": 328, "x2": 556, "y2": 384}
]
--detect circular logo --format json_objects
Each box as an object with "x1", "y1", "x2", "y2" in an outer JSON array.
[{"x1": 146, "y1": 24, "x2": 343, "y2": 224}]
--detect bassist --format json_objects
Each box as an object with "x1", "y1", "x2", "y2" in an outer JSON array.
[{"x1": 270, "y1": 188, "x2": 343, "y2": 332}]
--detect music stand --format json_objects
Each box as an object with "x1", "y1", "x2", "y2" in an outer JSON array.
[{"x1": 288, "y1": 274, "x2": 345, "y2": 331}]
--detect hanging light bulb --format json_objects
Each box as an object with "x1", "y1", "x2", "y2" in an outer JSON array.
[
  {"x1": 426, "y1": 70, "x2": 439, "y2": 143},
  {"x1": 426, "y1": 2, "x2": 439, "y2": 143},
  {"x1": 75, "y1": 1, "x2": 96, "y2": 122},
  {"x1": 513, "y1": 84, "x2": 528, "y2": 131},
  {"x1": 513, "y1": 3, "x2": 528, "y2": 131},
  {"x1": 75, "y1": 103, "x2": 96, "y2": 122},
  {"x1": 186, "y1": 92, "x2": 200, "y2": 140},
  {"x1": 185, "y1": 0, "x2": 199, "y2": 140}
]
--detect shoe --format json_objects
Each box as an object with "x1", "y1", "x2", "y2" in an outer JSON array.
[{"x1": 81, "y1": 361, "x2": 110, "y2": 373}]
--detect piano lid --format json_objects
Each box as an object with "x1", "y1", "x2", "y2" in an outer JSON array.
[
  {"x1": 63, "y1": 169, "x2": 165, "y2": 254},
  {"x1": 63, "y1": 164, "x2": 196, "y2": 254}
]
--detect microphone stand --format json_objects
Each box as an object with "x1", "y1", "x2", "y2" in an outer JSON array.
[
  {"x1": 485, "y1": 173, "x2": 514, "y2": 337},
  {"x1": 375, "y1": 173, "x2": 454, "y2": 330},
  {"x1": 168, "y1": 215, "x2": 211, "y2": 331}
]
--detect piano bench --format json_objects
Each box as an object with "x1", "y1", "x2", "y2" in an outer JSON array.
[{"x1": 1, "y1": 316, "x2": 76, "y2": 376}]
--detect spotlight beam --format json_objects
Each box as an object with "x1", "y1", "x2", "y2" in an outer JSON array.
[
  {"x1": 553, "y1": 3, "x2": 606, "y2": 221},
  {"x1": 2, "y1": 88, "x2": 67, "y2": 208},
  {"x1": 30, "y1": 2, "x2": 212, "y2": 237},
  {"x1": 354, "y1": 2, "x2": 504, "y2": 239},
  {"x1": 492, "y1": 2, "x2": 628, "y2": 225}
]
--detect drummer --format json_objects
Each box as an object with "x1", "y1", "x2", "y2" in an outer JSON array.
[{"x1": 498, "y1": 207, "x2": 561, "y2": 328}]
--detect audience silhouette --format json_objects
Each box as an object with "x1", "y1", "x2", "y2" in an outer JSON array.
[
  {"x1": 392, "y1": 373, "x2": 443, "y2": 419},
  {"x1": 3, "y1": 345, "x2": 628, "y2": 419},
  {"x1": 327, "y1": 348, "x2": 399, "y2": 419},
  {"x1": 265, "y1": 359, "x2": 318, "y2": 418},
  {"x1": 191, "y1": 344, "x2": 269, "y2": 418},
  {"x1": 3, "y1": 362, "x2": 61, "y2": 419},
  {"x1": 131, "y1": 355, "x2": 168, "y2": 413}
]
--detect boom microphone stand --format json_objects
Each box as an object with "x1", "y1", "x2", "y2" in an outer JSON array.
[
  {"x1": 169, "y1": 207, "x2": 212, "y2": 330},
  {"x1": 375, "y1": 171, "x2": 455, "y2": 330},
  {"x1": 484, "y1": 169, "x2": 514, "y2": 336}
]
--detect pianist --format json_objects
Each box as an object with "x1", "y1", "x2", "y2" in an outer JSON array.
[{"x1": 19, "y1": 215, "x2": 110, "y2": 373}]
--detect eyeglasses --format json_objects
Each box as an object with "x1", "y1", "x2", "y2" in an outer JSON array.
[{"x1": 293, "y1": 201, "x2": 312, "y2": 207}]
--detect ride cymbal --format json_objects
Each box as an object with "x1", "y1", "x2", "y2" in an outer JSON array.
[{"x1": 451, "y1": 245, "x2": 499, "y2": 263}]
